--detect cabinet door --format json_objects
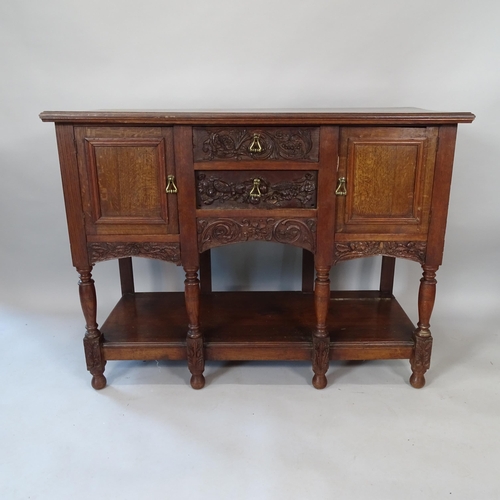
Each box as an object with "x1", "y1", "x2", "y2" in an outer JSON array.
[
  {"x1": 336, "y1": 127, "x2": 438, "y2": 236},
  {"x1": 75, "y1": 127, "x2": 178, "y2": 236}
]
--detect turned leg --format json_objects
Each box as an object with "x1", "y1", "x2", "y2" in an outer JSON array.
[
  {"x1": 78, "y1": 268, "x2": 106, "y2": 390},
  {"x1": 184, "y1": 267, "x2": 205, "y2": 389},
  {"x1": 312, "y1": 266, "x2": 331, "y2": 389},
  {"x1": 410, "y1": 265, "x2": 437, "y2": 388}
]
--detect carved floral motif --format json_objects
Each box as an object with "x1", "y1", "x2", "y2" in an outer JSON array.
[
  {"x1": 88, "y1": 242, "x2": 181, "y2": 264},
  {"x1": 410, "y1": 334, "x2": 433, "y2": 373},
  {"x1": 312, "y1": 336, "x2": 330, "y2": 375},
  {"x1": 83, "y1": 335, "x2": 106, "y2": 373},
  {"x1": 197, "y1": 217, "x2": 316, "y2": 253},
  {"x1": 196, "y1": 172, "x2": 317, "y2": 208},
  {"x1": 194, "y1": 127, "x2": 319, "y2": 161},
  {"x1": 334, "y1": 241, "x2": 427, "y2": 264},
  {"x1": 187, "y1": 336, "x2": 204, "y2": 372}
]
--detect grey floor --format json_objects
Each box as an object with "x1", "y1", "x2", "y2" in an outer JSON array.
[{"x1": 1, "y1": 304, "x2": 499, "y2": 500}]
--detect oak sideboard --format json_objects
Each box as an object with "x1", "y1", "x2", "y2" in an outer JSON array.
[{"x1": 40, "y1": 109, "x2": 474, "y2": 390}]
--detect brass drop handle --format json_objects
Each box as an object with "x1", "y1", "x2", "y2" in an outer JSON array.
[
  {"x1": 166, "y1": 175, "x2": 178, "y2": 194},
  {"x1": 249, "y1": 178, "x2": 262, "y2": 199},
  {"x1": 335, "y1": 177, "x2": 347, "y2": 196},
  {"x1": 249, "y1": 133, "x2": 262, "y2": 153}
]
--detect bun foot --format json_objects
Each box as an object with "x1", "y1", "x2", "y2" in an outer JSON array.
[
  {"x1": 91, "y1": 374, "x2": 107, "y2": 390},
  {"x1": 409, "y1": 372, "x2": 426, "y2": 389},
  {"x1": 190, "y1": 374, "x2": 205, "y2": 390},
  {"x1": 312, "y1": 374, "x2": 327, "y2": 389}
]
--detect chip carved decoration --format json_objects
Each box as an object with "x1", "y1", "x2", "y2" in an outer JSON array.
[
  {"x1": 88, "y1": 242, "x2": 181, "y2": 264},
  {"x1": 197, "y1": 217, "x2": 317, "y2": 253},
  {"x1": 334, "y1": 241, "x2": 427, "y2": 264}
]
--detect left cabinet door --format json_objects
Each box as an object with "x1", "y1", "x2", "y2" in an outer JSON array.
[{"x1": 75, "y1": 127, "x2": 178, "y2": 236}]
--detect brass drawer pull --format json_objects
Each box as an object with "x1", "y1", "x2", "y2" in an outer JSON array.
[
  {"x1": 249, "y1": 133, "x2": 262, "y2": 153},
  {"x1": 335, "y1": 177, "x2": 347, "y2": 196},
  {"x1": 249, "y1": 178, "x2": 262, "y2": 199},
  {"x1": 166, "y1": 175, "x2": 178, "y2": 194}
]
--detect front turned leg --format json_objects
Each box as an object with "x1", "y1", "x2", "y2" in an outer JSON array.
[
  {"x1": 78, "y1": 268, "x2": 106, "y2": 390},
  {"x1": 184, "y1": 267, "x2": 205, "y2": 389},
  {"x1": 410, "y1": 265, "x2": 437, "y2": 388},
  {"x1": 312, "y1": 267, "x2": 331, "y2": 389}
]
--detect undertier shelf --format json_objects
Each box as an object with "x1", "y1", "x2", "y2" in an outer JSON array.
[{"x1": 101, "y1": 291, "x2": 415, "y2": 361}]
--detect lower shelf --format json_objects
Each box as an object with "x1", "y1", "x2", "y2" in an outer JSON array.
[{"x1": 100, "y1": 291, "x2": 415, "y2": 362}]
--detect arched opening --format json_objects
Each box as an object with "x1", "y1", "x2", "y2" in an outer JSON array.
[{"x1": 203, "y1": 241, "x2": 303, "y2": 292}]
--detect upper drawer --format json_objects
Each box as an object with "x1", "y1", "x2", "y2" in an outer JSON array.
[{"x1": 193, "y1": 127, "x2": 320, "y2": 162}]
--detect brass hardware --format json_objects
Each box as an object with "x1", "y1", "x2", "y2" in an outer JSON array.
[
  {"x1": 249, "y1": 178, "x2": 262, "y2": 199},
  {"x1": 249, "y1": 133, "x2": 262, "y2": 153},
  {"x1": 335, "y1": 177, "x2": 347, "y2": 196},
  {"x1": 166, "y1": 175, "x2": 178, "y2": 194}
]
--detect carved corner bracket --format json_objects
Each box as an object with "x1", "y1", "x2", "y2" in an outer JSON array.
[
  {"x1": 88, "y1": 242, "x2": 181, "y2": 265},
  {"x1": 197, "y1": 217, "x2": 317, "y2": 253},
  {"x1": 334, "y1": 241, "x2": 427, "y2": 264}
]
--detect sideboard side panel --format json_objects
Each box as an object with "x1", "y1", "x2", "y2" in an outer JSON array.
[
  {"x1": 425, "y1": 125, "x2": 458, "y2": 266},
  {"x1": 55, "y1": 124, "x2": 89, "y2": 269}
]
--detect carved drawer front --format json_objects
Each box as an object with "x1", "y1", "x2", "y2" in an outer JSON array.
[
  {"x1": 196, "y1": 170, "x2": 318, "y2": 209},
  {"x1": 193, "y1": 127, "x2": 320, "y2": 162},
  {"x1": 75, "y1": 126, "x2": 179, "y2": 236}
]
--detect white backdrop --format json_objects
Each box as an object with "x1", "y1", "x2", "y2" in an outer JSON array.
[{"x1": 1, "y1": 0, "x2": 499, "y2": 328}]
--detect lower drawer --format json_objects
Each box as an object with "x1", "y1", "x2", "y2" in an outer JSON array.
[{"x1": 195, "y1": 170, "x2": 318, "y2": 209}]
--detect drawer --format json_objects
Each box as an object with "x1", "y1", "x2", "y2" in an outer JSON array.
[
  {"x1": 193, "y1": 127, "x2": 320, "y2": 162},
  {"x1": 196, "y1": 170, "x2": 318, "y2": 209}
]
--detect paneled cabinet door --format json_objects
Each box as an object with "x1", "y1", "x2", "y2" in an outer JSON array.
[
  {"x1": 75, "y1": 127, "x2": 178, "y2": 236},
  {"x1": 335, "y1": 127, "x2": 438, "y2": 236}
]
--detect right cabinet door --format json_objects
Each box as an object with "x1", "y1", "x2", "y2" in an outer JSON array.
[{"x1": 336, "y1": 127, "x2": 438, "y2": 237}]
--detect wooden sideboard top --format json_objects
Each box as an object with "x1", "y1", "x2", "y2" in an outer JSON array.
[{"x1": 39, "y1": 108, "x2": 475, "y2": 125}]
